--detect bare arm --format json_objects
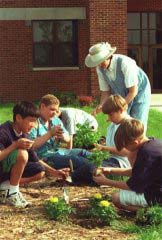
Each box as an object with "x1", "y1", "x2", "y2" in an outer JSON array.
[
  {"x1": 39, "y1": 160, "x2": 69, "y2": 179},
  {"x1": 92, "y1": 91, "x2": 111, "y2": 116},
  {"x1": 93, "y1": 174, "x2": 130, "y2": 190},
  {"x1": 66, "y1": 135, "x2": 73, "y2": 149},
  {"x1": 32, "y1": 125, "x2": 67, "y2": 149},
  {"x1": 0, "y1": 142, "x2": 17, "y2": 161},
  {"x1": 0, "y1": 138, "x2": 34, "y2": 161},
  {"x1": 125, "y1": 85, "x2": 138, "y2": 104},
  {"x1": 95, "y1": 143, "x2": 130, "y2": 157},
  {"x1": 103, "y1": 167, "x2": 132, "y2": 177}
]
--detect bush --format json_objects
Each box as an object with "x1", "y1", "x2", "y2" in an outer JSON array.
[
  {"x1": 136, "y1": 205, "x2": 162, "y2": 225},
  {"x1": 53, "y1": 91, "x2": 78, "y2": 106},
  {"x1": 73, "y1": 123, "x2": 101, "y2": 149},
  {"x1": 87, "y1": 150, "x2": 109, "y2": 167},
  {"x1": 77, "y1": 95, "x2": 93, "y2": 106}
]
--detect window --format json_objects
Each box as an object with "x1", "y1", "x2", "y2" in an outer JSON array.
[
  {"x1": 128, "y1": 12, "x2": 162, "y2": 73},
  {"x1": 33, "y1": 20, "x2": 78, "y2": 67},
  {"x1": 128, "y1": 12, "x2": 162, "y2": 45}
]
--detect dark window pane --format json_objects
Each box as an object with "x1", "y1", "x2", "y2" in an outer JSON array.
[
  {"x1": 142, "y1": 13, "x2": 147, "y2": 29},
  {"x1": 128, "y1": 30, "x2": 140, "y2": 44},
  {"x1": 149, "y1": 13, "x2": 156, "y2": 29},
  {"x1": 34, "y1": 43, "x2": 53, "y2": 66},
  {"x1": 128, "y1": 48, "x2": 139, "y2": 65},
  {"x1": 142, "y1": 30, "x2": 148, "y2": 44},
  {"x1": 128, "y1": 13, "x2": 140, "y2": 29},
  {"x1": 150, "y1": 30, "x2": 162, "y2": 44},
  {"x1": 142, "y1": 47, "x2": 148, "y2": 73},
  {"x1": 152, "y1": 48, "x2": 162, "y2": 89},
  {"x1": 33, "y1": 21, "x2": 53, "y2": 42},
  {"x1": 55, "y1": 21, "x2": 73, "y2": 42},
  {"x1": 157, "y1": 13, "x2": 162, "y2": 30},
  {"x1": 53, "y1": 43, "x2": 77, "y2": 67}
]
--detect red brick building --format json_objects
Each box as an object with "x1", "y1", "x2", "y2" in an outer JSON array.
[{"x1": 0, "y1": 0, "x2": 162, "y2": 102}]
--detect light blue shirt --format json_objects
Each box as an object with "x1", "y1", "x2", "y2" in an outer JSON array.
[{"x1": 29, "y1": 116, "x2": 69, "y2": 159}]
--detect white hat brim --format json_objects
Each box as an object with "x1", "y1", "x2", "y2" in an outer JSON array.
[{"x1": 85, "y1": 47, "x2": 116, "y2": 68}]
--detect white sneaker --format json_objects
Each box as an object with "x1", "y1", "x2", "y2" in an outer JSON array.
[
  {"x1": 0, "y1": 189, "x2": 8, "y2": 204},
  {"x1": 6, "y1": 191, "x2": 30, "y2": 208}
]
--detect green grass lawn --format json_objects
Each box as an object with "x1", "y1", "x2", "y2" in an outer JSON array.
[{"x1": 0, "y1": 103, "x2": 162, "y2": 139}]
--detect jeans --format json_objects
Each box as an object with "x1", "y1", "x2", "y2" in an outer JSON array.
[{"x1": 45, "y1": 148, "x2": 94, "y2": 184}]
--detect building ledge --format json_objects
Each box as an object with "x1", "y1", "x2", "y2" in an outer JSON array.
[{"x1": 33, "y1": 66, "x2": 80, "y2": 71}]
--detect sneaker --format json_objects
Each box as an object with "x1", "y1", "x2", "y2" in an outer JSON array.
[
  {"x1": 6, "y1": 191, "x2": 30, "y2": 208},
  {"x1": 0, "y1": 189, "x2": 8, "y2": 204}
]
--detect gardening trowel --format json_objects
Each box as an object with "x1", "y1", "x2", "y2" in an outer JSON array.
[{"x1": 65, "y1": 159, "x2": 74, "y2": 183}]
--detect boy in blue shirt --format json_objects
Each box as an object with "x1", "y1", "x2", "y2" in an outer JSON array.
[{"x1": 29, "y1": 94, "x2": 94, "y2": 184}]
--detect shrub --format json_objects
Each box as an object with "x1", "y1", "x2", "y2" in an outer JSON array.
[
  {"x1": 87, "y1": 150, "x2": 109, "y2": 168},
  {"x1": 77, "y1": 95, "x2": 93, "y2": 106},
  {"x1": 53, "y1": 91, "x2": 77, "y2": 106},
  {"x1": 73, "y1": 123, "x2": 101, "y2": 149},
  {"x1": 136, "y1": 205, "x2": 162, "y2": 226},
  {"x1": 44, "y1": 196, "x2": 75, "y2": 221}
]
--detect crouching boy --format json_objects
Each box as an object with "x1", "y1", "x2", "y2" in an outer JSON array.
[
  {"x1": 0, "y1": 101, "x2": 68, "y2": 208},
  {"x1": 93, "y1": 119, "x2": 162, "y2": 212}
]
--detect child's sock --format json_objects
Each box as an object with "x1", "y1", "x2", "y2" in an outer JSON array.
[
  {"x1": 8, "y1": 184, "x2": 19, "y2": 195},
  {"x1": 0, "y1": 180, "x2": 10, "y2": 190}
]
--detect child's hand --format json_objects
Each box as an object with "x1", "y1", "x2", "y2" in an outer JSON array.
[
  {"x1": 94, "y1": 143, "x2": 103, "y2": 151},
  {"x1": 50, "y1": 125, "x2": 63, "y2": 138},
  {"x1": 93, "y1": 174, "x2": 108, "y2": 186},
  {"x1": 94, "y1": 167, "x2": 112, "y2": 176},
  {"x1": 16, "y1": 138, "x2": 34, "y2": 149},
  {"x1": 53, "y1": 168, "x2": 70, "y2": 180},
  {"x1": 102, "y1": 167, "x2": 112, "y2": 174}
]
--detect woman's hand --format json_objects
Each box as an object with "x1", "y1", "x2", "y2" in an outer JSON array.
[{"x1": 92, "y1": 105, "x2": 102, "y2": 116}]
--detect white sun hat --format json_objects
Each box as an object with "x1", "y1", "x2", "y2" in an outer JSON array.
[{"x1": 85, "y1": 42, "x2": 117, "y2": 68}]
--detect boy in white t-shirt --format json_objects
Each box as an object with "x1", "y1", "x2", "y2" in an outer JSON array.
[{"x1": 57, "y1": 107, "x2": 98, "y2": 149}]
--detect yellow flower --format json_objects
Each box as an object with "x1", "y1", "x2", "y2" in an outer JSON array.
[
  {"x1": 93, "y1": 193, "x2": 102, "y2": 199},
  {"x1": 99, "y1": 200, "x2": 110, "y2": 207},
  {"x1": 49, "y1": 197, "x2": 59, "y2": 203}
]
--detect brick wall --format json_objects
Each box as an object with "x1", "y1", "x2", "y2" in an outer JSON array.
[
  {"x1": 128, "y1": 0, "x2": 162, "y2": 11},
  {"x1": 1, "y1": 0, "x2": 160, "y2": 102},
  {"x1": 0, "y1": 0, "x2": 90, "y2": 102}
]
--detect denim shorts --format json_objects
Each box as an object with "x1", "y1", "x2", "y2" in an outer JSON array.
[{"x1": 119, "y1": 189, "x2": 148, "y2": 207}]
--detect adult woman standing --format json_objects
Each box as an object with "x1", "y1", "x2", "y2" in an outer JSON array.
[{"x1": 85, "y1": 42, "x2": 151, "y2": 130}]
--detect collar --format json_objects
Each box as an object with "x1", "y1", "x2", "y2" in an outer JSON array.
[{"x1": 13, "y1": 128, "x2": 23, "y2": 137}]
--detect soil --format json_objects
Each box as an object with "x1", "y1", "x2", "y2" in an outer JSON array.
[{"x1": 0, "y1": 178, "x2": 135, "y2": 240}]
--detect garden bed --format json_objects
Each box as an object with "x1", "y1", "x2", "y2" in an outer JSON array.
[{"x1": 0, "y1": 178, "x2": 135, "y2": 240}]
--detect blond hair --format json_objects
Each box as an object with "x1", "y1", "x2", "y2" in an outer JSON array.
[
  {"x1": 114, "y1": 119, "x2": 144, "y2": 151},
  {"x1": 40, "y1": 94, "x2": 60, "y2": 107},
  {"x1": 102, "y1": 94, "x2": 128, "y2": 114}
]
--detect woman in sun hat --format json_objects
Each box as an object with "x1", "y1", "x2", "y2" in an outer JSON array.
[{"x1": 85, "y1": 42, "x2": 151, "y2": 130}]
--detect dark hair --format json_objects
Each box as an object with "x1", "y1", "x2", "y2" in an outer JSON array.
[
  {"x1": 13, "y1": 101, "x2": 40, "y2": 122},
  {"x1": 114, "y1": 119, "x2": 144, "y2": 151},
  {"x1": 102, "y1": 94, "x2": 128, "y2": 114}
]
